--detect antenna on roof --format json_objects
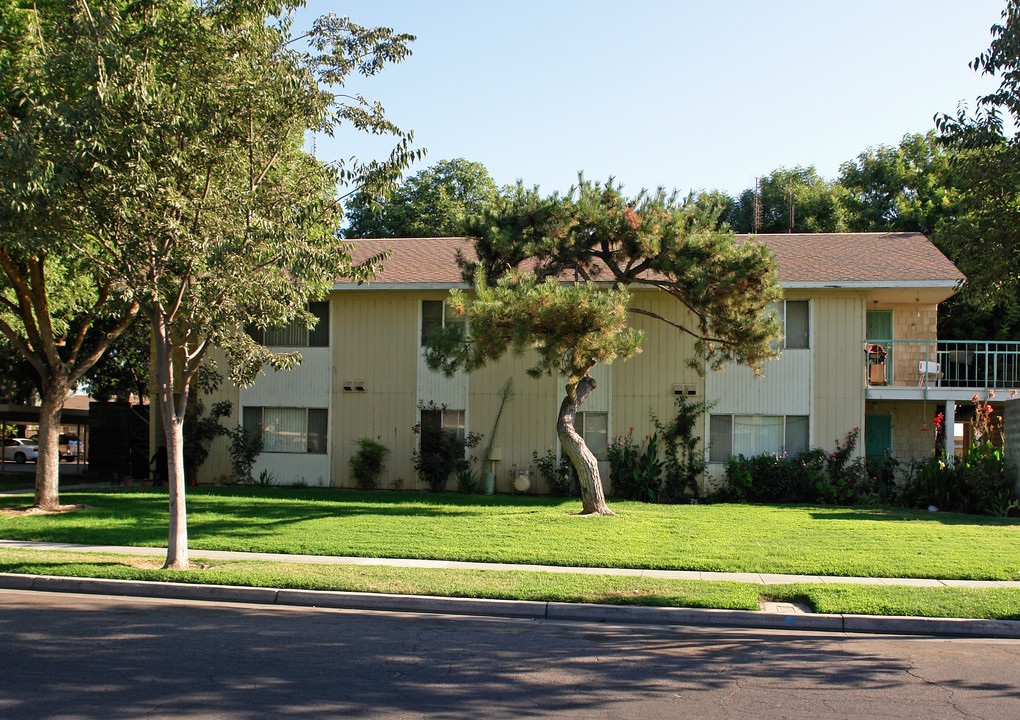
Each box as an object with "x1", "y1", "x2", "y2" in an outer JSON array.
[
  {"x1": 788, "y1": 181, "x2": 795, "y2": 233},
  {"x1": 752, "y1": 178, "x2": 762, "y2": 234}
]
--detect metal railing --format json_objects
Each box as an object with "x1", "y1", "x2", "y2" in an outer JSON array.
[{"x1": 864, "y1": 340, "x2": 1020, "y2": 390}]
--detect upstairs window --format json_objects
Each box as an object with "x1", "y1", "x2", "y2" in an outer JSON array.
[
  {"x1": 771, "y1": 299, "x2": 809, "y2": 350},
  {"x1": 421, "y1": 300, "x2": 466, "y2": 346},
  {"x1": 250, "y1": 302, "x2": 329, "y2": 348}
]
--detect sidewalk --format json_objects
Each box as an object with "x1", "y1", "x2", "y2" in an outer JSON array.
[{"x1": 2, "y1": 539, "x2": 1020, "y2": 638}]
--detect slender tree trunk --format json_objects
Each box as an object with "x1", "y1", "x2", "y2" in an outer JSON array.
[
  {"x1": 34, "y1": 380, "x2": 68, "y2": 511},
  {"x1": 556, "y1": 374, "x2": 614, "y2": 516},
  {"x1": 153, "y1": 325, "x2": 189, "y2": 569}
]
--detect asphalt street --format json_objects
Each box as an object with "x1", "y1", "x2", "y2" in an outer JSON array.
[{"x1": 1, "y1": 589, "x2": 1019, "y2": 719}]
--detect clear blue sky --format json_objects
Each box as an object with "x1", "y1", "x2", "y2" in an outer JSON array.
[{"x1": 298, "y1": 0, "x2": 1008, "y2": 197}]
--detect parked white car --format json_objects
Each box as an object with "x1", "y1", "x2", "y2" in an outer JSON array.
[{"x1": 3, "y1": 438, "x2": 39, "y2": 464}]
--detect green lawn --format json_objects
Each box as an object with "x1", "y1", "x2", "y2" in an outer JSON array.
[
  {"x1": 2, "y1": 547, "x2": 1019, "y2": 621},
  {"x1": 2, "y1": 486, "x2": 1019, "y2": 580}
]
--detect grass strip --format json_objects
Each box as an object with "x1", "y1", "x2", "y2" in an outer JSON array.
[
  {"x1": 2, "y1": 548, "x2": 1019, "y2": 621},
  {"x1": 3, "y1": 487, "x2": 1020, "y2": 580}
]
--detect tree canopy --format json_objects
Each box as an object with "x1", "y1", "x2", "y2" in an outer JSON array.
[
  {"x1": 428, "y1": 179, "x2": 781, "y2": 515},
  {"x1": 1, "y1": 0, "x2": 140, "y2": 508},
  {"x1": 935, "y1": 2, "x2": 1020, "y2": 314},
  {"x1": 723, "y1": 166, "x2": 844, "y2": 234},
  {"x1": 344, "y1": 158, "x2": 502, "y2": 238}
]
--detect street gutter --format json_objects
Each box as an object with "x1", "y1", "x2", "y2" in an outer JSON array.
[{"x1": 3, "y1": 572, "x2": 1019, "y2": 639}]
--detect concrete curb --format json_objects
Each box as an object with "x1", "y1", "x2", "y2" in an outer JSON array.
[{"x1": 3, "y1": 572, "x2": 1019, "y2": 639}]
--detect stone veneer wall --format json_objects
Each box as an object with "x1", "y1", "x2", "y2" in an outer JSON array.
[{"x1": 1004, "y1": 398, "x2": 1020, "y2": 494}]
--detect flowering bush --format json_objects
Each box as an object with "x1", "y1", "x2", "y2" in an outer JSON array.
[{"x1": 900, "y1": 394, "x2": 1016, "y2": 516}]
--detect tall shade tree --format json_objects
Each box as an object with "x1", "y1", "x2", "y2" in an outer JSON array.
[
  {"x1": 1, "y1": 0, "x2": 140, "y2": 509},
  {"x1": 936, "y1": 1, "x2": 1020, "y2": 329},
  {"x1": 427, "y1": 180, "x2": 781, "y2": 516},
  {"x1": 16, "y1": 0, "x2": 419, "y2": 568},
  {"x1": 343, "y1": 158, "x2": 501, "y2": 238},
  {"x1": 838, "y1": 131, "x2": 957, "y2": 236}
]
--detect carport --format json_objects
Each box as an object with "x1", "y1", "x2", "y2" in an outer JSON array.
[{"x1": 0, "y1": 404, "x2": 89, "y2": 472}]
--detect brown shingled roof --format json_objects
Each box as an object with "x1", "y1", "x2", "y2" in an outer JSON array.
[
  {"x1": 342, "y1": 232, "x2": 964, "y2": 287},
  {"x1": 748, "y1": 232, "x2": 965, "y2": 284}
]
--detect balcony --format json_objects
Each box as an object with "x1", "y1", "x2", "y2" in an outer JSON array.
[{"x1": 864, "y1": 340, "x2": 1020, "y2": 401}]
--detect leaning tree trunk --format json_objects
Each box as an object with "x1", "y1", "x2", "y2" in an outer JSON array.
[
  {"x1": 556, "y1": 374, "x2": 614, "y2": 516},
  {"x1": 34, "y1": 380, "x2": 69, "y2": 511},
  {"x1": 153, "y1": 328, "x2": 189, "y2": 570}
]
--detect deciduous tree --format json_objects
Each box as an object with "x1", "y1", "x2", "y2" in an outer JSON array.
[
  {"x1": 1, "y1": 0, "x2": 139, "y2": 509},
  {"x1": 8, "y1": 0, "x2": 419, "y2": 567},
  {"x1": 344, "y1": 158, "x2": 501, "y2": 238}
]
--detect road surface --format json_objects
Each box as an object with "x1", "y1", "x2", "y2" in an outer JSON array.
[{"x1": 1, "y1": 589, "x2": 1018, "y2": 719}]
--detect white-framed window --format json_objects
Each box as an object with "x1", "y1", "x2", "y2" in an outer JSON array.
[
  {"x1": 249, "y1": 302, "x2": 329, "y2": 348},
  {"x1": 771, "y1": 299, "x2": 809, "y2": 350},
  {"x1": 242, "y1": 406, "x2": 328, "y2": 454},
  {"x1": 421, "y1": 300, "x2": 466, "y2": 346},
  {"x1": 419, "y1": 407, "x2": 466, "y2": 443},
  {"x1": 576, "y1": 411, "x2": 608, "y2": 461},
  {"x1": 708, "y1": 414, "x2": 809, "y2": 463}
]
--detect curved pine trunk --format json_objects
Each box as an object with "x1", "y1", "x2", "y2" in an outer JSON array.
[
  {"x1": 33, "y1": 381, "x2": 67, "y2": 511},
  {"x1": 556, "y1": 374, "x2": 614, "y2": 516}
]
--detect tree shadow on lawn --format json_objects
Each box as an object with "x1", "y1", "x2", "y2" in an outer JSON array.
[
  {"x1": 807, "y1": 507, "x2": 1020, "y2": 527},
  {"x1": 0, "y1": 491, "x2": 540, "y2": 550},
  {"x1": 2, "y1": 597, "x2": 1017, "y2": 718}
]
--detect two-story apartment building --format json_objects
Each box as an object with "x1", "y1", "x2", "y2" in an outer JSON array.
[{"x1": 197, "y1": 232, "x2": 994, "y2": 493}]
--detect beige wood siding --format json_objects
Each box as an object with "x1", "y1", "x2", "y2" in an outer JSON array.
[
  {"x1": 331, "y1": 291, "x2": 420, "y2": 489},
  {"x1": 706, "y1": 351, "x2": 812, "y2": 416},
  {"x1": 193, "y1": 347, "x2": 239, "y2": 484},
  {"x1": 813, "y1": 292, "x2": 866, "y2": 453},
  {"x1": 612, "y1": 290, "x2": 705, "y2": 461},
  {"x1": 238, "y1": 347, "x2": 332, "y2": 485},
  {"x1": 470, "y1": 352, "x2": 560, "y2": 493}
]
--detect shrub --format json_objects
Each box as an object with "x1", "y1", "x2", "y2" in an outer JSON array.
[
  {"x1": 412, "y1": 413, "x2": 482, "y2": 493},
  {"x1": 655, "y1": 396, "x2": 709, "y2": 502},
  {"x1": 608, "y1": 430, "x2": 664, "y2": 502},
  {"x1": 899, "y1": 395, "x2": 1017, "y2": 516},
  {"x1": 714, "y1": 430, "x2": 872, "y2": 506},
  {"x1": 532, "y1": 448, "x2": 578, "y2": 497},
  {"x1": 227, "y1": 424, "x2": 263, "y2": 485},
  {"x1": 348, "y1": 438, "x2": 389, "y2": 490}
]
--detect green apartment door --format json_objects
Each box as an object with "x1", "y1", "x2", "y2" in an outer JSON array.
[
  {"x1": 867, "y1": 310, "x2": 893, "y2": 384},
  {"x1": 865, "y1": 414, "x2": 893, "y2": 458}
]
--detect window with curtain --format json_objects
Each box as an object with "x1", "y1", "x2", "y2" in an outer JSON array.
[
  {"x1": 249, "y1": 302, "x2": 329, "y2": 348},
  {"x1": 709, "y1": 414, "x2": 811, "y2": 461},
  {"x1": 242, "y1": 406, "x2": 328, "y2": 454}
]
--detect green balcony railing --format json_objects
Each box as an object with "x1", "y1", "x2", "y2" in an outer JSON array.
[{"x1": 864, "y1": 340, "x2": 1020, "y2": 390}]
